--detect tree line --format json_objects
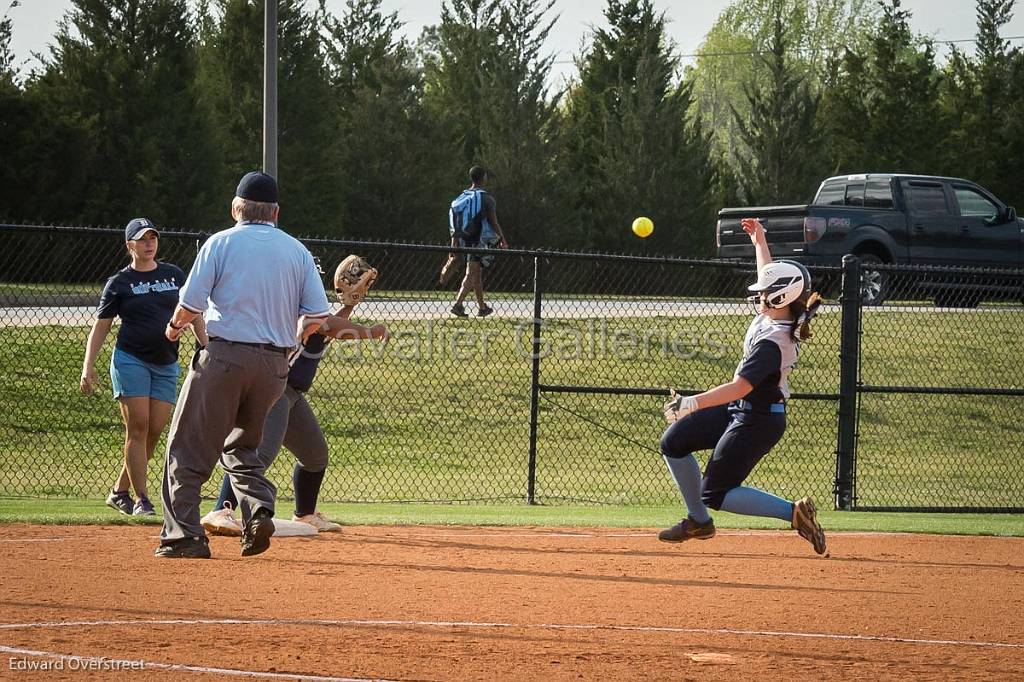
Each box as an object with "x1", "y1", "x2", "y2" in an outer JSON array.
[{"x1": 0, "y1": 0, "x2": 1021, "y2": 257}]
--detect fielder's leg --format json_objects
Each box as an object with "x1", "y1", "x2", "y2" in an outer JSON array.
[{"x1": 283, "y1": 393, "x2": 338, "y2": 531}]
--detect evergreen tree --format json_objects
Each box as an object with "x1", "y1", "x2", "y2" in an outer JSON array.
[
  {"x1": 730, "y1": 9, "x2": 822, "y2": 204},
  {"x1": 941, "y1": 0, "x2": 1017, "y2": 200},
  {"x1": 420, "y1": 0, "x2": 501, "y2": 168},
  {"x1": 561, "y1": 0, "x2": 715, "y2": 254},
  {"x1": 197, "y1": 0, "x2": 338, "y2": 232},
  {"x1": 864, "y1": 0, "x2": 944, "y2": 172},
  {"x1": 321, "y1": 0, "x2": 442, "y2": 240},
  {"x1": 477, "y1": 0, "x2": 561, "y2": 247},
  {"x1": 819, "y1": 0, "x2": 945, "y2": 176},
  {"x1": 817, "y1": 50, "x2": 870, "y2": 174},
  {"x1": 0, "y1": 1, "x2": 15, "y2": 83},
  {"x1": 0, "y1": 1, "x2": 36, "y2": 220},
  {"x1": 420, "y1": 0, "x2": 560, "y2": 247},
  {"x1": 1002, "y1": 48, "x2": 1024, "y2": 209},
  {"x1": 29, "y1": 0, "x2": 215, "y2": 226}
]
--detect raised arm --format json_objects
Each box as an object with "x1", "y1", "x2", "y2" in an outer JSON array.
[{"x1": 741, "y1": 218, "x2": 772, "y2": 271}]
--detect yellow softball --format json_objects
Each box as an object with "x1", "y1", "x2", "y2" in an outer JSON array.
[{"x1": 632, "y1": 216, "x2": 654, "y2": 238}]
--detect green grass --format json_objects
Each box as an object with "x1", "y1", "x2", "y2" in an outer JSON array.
[
  {"x1": 1, "y1": 498, "x2": 1021, "y2": 537},
  {"x1": 1, "y1": 305, "x2": 1022, "y2": 511}
]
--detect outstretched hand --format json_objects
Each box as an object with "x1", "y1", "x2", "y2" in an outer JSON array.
[
  {"x1": 740, "y1": 218, "x2": 765, "y2": 244},
  {"x1": 370, "y1": 324, "x2": 390, "y2": 344}
]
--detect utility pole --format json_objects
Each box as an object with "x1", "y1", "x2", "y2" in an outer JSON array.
[{"x1": 262, "y1": 0, "x2": 278, "y2": 179}]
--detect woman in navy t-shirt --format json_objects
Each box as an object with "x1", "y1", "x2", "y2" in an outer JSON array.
[{"x1": 80, "y1": 219, "x2": 207, "y2": 516}]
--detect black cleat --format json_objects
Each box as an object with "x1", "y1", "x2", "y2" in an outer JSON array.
[
  {"x1": 450, "y1": 303, "x2": 468, "y2": 318},
  {"x1": 154, "y1": 536, "x2": 211, "y2": 559},
  {"x1": 240, "y1": 508, "x2": 275, "y2": 556},
  {"x1": 477, "y1": 306, "x2": 494, "y2": 317},
  {"x1": 658, "y1": 516, "x2": 717, "y2": 542}
]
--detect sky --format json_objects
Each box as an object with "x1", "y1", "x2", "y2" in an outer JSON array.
[{"x1": 7, "y1": 0, "x2": 1024, "y2": 84}]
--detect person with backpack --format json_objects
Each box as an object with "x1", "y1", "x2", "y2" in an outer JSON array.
[{"x1": 448, "y1": 166, "x2": 508, "y2": 318}]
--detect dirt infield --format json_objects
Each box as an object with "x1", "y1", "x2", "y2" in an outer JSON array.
[{"x1": 1, "y1": 524, "x2": 1022, "y2": 680}]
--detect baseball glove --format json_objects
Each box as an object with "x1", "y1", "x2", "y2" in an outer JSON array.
[{"x1": 334, "y1": 255, "x2": 378, "y2": 306}]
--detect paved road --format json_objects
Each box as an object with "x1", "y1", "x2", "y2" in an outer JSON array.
[{"x1": 3, "y1": 298, "x2": 1015, "y2": 327}]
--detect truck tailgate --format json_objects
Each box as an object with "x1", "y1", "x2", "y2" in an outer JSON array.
[{"x1": 717, "y1": 205, "x2": 807, "y2": 259}]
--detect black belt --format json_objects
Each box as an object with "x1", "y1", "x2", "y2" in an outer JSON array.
[{"x1": 209, "y1": 337, "x2": 291, "y2": 354}]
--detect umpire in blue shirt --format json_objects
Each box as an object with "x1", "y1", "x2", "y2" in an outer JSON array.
[{"x1": 156, "y1": 171, "x2": 331, "y2": 559}]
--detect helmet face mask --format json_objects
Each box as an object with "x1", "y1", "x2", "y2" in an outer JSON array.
[{"x1": 747, "y1": 260, "x2": 810, "y2": 310}]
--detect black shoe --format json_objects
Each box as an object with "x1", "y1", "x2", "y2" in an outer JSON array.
[
  {"x1": 154, "y1": 536, "x2": 210, "y2": 559},
  {"x1": 450, "y1": 303, "x2": 468, "y2": 318},
  {"x1": 478, "y1": 306, "x2": 494, "y2": 317},
  {"x1": 658, "y1": 516, "x2": 716, "y2": 542},
  {"x1": 240, "y1": 508, "x2": 275, "y2": 556},
  {"x1": 106, "y1": 489, "x2": 135, "y2": 515},
  {"x1": 132, "y1": 497, "x2": 156, "y2": 516}
]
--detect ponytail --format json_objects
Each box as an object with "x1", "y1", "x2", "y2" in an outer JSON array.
[{"x1": 790, "y1": 291, "x2": 822, "y2": 342}]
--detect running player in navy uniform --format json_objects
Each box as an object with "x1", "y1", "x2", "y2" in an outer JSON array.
[
  {"x1": 658, "y1": 217, "x2": 827, "y2": 554},
  {"x1": 200, "y1": 303, "x2": 387, "y2": 535}
]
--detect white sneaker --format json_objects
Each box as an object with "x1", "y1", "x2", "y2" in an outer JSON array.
[
  {"x1": 292, "y1": 511, "x2": 341, "y2": 532},
  {"x1": 201, "y1": 502, "x2": 242, "y2": 537}
]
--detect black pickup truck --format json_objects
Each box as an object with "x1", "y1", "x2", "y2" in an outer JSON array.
[{"x1": 716, "y1": 173, "x2": 1024, "y2": 305}]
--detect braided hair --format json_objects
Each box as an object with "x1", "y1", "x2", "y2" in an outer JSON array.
[{"x1": 789, "y1": 291, "x2": 822, "y2": 342}]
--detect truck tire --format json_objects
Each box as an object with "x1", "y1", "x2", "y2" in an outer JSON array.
[{"x1": 856, "y1": 253, "x2": 888, "y2": 306}]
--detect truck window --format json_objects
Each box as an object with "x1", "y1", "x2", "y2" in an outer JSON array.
[
  {"x1": 864, "y1": 180, "x2": 894, "y2": 209},
  {"x1": 815, "y1": 182, "x2": 845, "y2": 205},
  {"x1": 907, "y1": 183, "x2": 949, "y2": 214},
  {"x1": 953, "y1": 186, "x2": 998, "y2": 220},
  {"x1": 845, "y1": 183, "x2": 865, "y2": 207}
]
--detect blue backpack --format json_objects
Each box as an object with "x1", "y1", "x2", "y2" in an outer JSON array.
[{"x1": 449, "y1": 189, "x2": 484, "y2": 241}]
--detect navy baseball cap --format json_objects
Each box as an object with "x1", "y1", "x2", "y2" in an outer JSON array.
[
  {"x1": 236, "y1": 171, "x2": 279, "y2": 203},
  {"x1": 125, "y1": 218, "x2": 158, "y2": 241}
]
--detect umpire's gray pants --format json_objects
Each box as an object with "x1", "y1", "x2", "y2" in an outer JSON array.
[{"x1": 160, "y1": 339, "x2": 289, "y2": 542}]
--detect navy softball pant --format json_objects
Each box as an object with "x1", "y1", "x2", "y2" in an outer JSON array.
[{"x1": 660, "y1": 404, "x2": 786, "y2": 510}]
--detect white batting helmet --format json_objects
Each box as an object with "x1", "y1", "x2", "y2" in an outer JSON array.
[{"x1": 747, "y1": 260, "x2": 810, "y2": 309}]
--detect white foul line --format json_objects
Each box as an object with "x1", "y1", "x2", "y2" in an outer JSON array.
[
  {"x1": 0, "y1": 644, "x2": 395, "y2": 682},
  {"x1": 0, "y1": 536, "x2": 108, "y2": 544},
  {"x1": 1, "y1": 617, "x2": 1022, "y2": 650}
]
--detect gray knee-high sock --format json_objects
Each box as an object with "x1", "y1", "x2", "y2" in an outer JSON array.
[
  {"x1": 663, "y1": 455, "x2": 711, "y2": 524},
  {"x1": 720, "y1": 486, "x2": 793, "y2": 522}
]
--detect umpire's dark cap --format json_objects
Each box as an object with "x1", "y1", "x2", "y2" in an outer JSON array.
[
  {"x1": 125, "y1": 218, "x2": 158, "y2": 241},
  {"x1": 236, "y1": 171, "x2": 279, "y2": 203}
]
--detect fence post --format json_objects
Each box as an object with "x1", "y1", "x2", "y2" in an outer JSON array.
[
  {"x1": 527, "y1": 255, "x2": 544, "y2": 505},
  {"x1": 834, "y1": 254, "x2": 862, "y2": 511}
]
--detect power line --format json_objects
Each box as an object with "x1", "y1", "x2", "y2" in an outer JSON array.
[{"x1": 549, "y1": 34, "x2": 1024, "y2": 65}]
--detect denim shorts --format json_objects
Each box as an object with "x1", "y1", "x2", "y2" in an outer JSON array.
[{"x1": 109, "y1": 348, "x2": 180, "y2": 404}]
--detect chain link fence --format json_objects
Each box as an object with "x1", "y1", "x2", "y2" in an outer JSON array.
[
  {"x1": 0, "y1": 224, "x2": 1021, "y2": 510},
  {"x1": 852, "y1": 262, "x2": 1024, "y2": 511}
]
